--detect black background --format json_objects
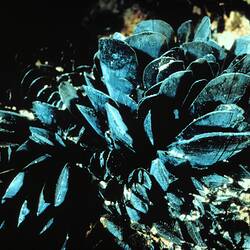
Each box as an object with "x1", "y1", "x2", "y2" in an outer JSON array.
[{"x1": 0, "y1": 7, "x2": 93, "y2": 87}]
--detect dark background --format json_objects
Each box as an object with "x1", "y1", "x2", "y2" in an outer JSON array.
[{"x1": 0, "y1": 7, "x2": 94, "y2": 83}]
